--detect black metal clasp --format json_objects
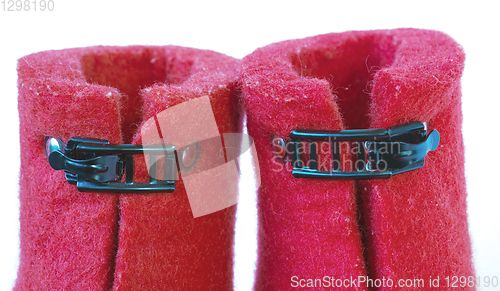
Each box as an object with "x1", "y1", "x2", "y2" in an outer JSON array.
[
  {"x1": 287, "y1": 121, "x2": 440, "y2": 179},
  {"x1": 46, "y1": 136, "x2": 178, "y2": 192}
]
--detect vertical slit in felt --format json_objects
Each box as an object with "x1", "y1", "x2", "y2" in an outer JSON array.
[
  {"x1": 107, "y1": 195, "x2": 121, "y2": 291},
  {"x1": 289, "y1": 34, "x2": 398, "y2": 287},
  {"x1": 354, "y1": 180, "x2": 372, "y2": 289},
  {"x1": 81, "y1": 47, "x2": 193, "y2": 143}
]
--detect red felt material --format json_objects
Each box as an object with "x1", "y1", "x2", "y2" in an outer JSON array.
[
  {"x1": 241, "y1": 29, "x2": 474, "y2": 290},
  {"x1": 113, "y1": 47, "x2": 241, "y2": 291},
  {"x1": 17, "y1": 46, "x2": 241, "y2": 290}
]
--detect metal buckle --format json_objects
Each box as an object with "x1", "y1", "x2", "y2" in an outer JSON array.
[
  {"x1": 46, "y1": 136, "x2": 178, "y2": 192},
  {"x1": 288, "y1": 121, "x2": 440, "y2": 179}
]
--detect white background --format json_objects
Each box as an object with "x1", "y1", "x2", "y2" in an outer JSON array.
[{"x1": 1, "y1": 1, "x2": 499, "y2": 290}]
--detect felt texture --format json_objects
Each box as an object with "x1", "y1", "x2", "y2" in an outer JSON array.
[
  {"x1": 241, "y1": 29, "x2": 474, "y2": 290},
  {"x1": 113, "y1": 47, "x2": 241, "y2": 291},
  {"x1": 17, "y1": 46, "x2": 241, "y2": 290}
]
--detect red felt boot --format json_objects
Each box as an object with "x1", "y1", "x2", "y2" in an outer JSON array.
[
  {"x1": 241, "y1": 29, "x2": 474, "y2": 290},
  {"x1": 16, "y1": 45, "x2": 241, "y2": 290}
]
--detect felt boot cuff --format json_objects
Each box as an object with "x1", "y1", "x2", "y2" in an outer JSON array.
[
  {"x1": 17, "y1": 45, "x2": 241, "y2": 290},
  {"x1": 241, "y1": 28, "x2": 474, "y2": 291}
]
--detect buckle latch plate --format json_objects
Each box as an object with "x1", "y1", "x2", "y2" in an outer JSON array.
[
  {"x1": 47, "y1": 136, "x2": 177, "y2": 193},
  {"x1": 289, "y1": 121, "x2": 440, "y2": 179}
]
